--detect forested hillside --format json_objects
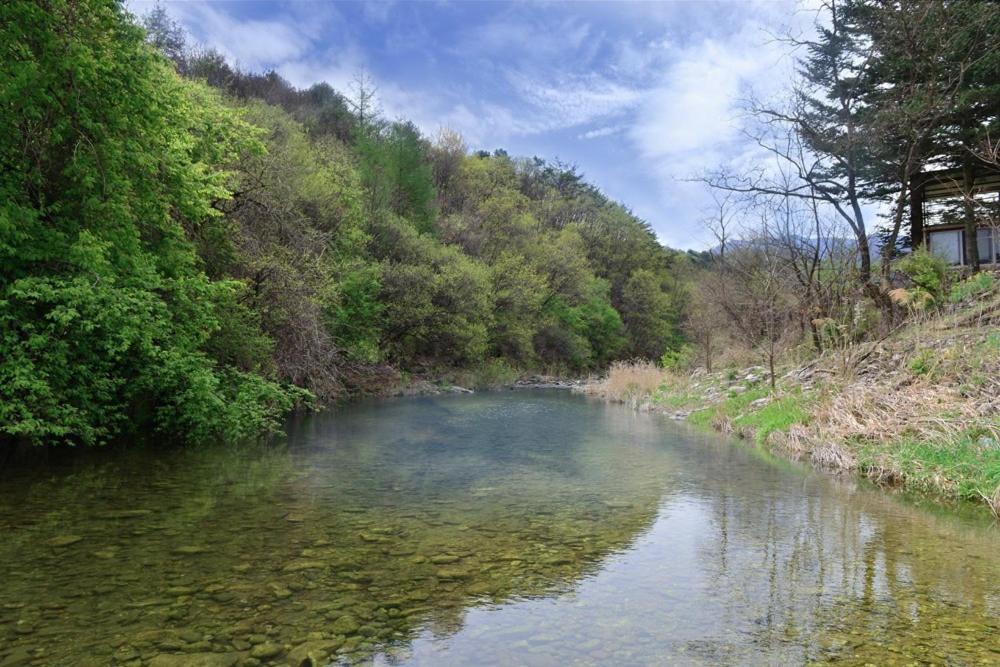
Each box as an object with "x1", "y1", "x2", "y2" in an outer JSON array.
[{"x1": 0, "y1": 1, "x2": 686, "y2": 446}]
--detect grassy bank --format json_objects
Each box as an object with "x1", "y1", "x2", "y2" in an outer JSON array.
[{"x1": 582, "y1": 293, "x2": 1000, "y2": 517}]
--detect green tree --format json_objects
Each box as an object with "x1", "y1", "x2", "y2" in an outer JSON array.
[
  {"x1": 0, "y1": 0, "x2": 297, "y2": 445},
  {"x1": 620, "y1": 269, "x2": 681, "y2": 360}
]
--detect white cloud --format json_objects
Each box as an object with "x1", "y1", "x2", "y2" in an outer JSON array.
[
  {"x1": 159, "y1": 2, "x2": 316, "y2": 67},
  {"x1": 507, "y1": 72, "x2": 643, "y2": 129},
  {"x1": 629, "y1": 29, "x2": 792, "y2": 174},
  {"x1": 578, "y1": 125, "x2": 626, "y2": 140},
  {"x1": 277, "y1": 47, "x2": 367, "y2": 93}
]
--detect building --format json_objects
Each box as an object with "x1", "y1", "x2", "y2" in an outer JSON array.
[{"x1": 910, "y1": 165, "x2": 1000, "y2": 267}]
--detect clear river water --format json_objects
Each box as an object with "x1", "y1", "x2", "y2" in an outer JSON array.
[{"x1": 0, "y1": 391, "x2": 998, "y2": 666}]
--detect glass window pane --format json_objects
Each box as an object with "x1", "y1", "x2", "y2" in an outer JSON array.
[
  {"x1": 928, "y1": 230, "x2": 962, "y2": 265},
  {"x1": 978, "y1": 228, "x2": 993, "y2": 264}
]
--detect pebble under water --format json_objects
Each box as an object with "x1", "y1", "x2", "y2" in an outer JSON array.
[{"x1": 0, "y1": 392, "x2": 998, "y2": 666}]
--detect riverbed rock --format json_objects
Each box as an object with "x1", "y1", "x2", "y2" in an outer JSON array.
[
  {"x1": 250, "y1": 643, "x2": 283, "y2": 659},
  {"x1": 328, "y1": 615, "x2": 359, "y2": 636},
  {"x1": 435, "y1": 567, "x2": 470, "y2": 580},
  {"x1": 13, "y1": 620, "x2": 34, "y2": 635},
  {"x1": 269, "y1": 584, "x2": 292, "y2": 599},
  {"x1": 96, "y1": 509, "x2": 152, "y2": 520},
  {"x1": 287, "y1": 640, "x2": 341, "y2": 666},
  {"x1": 147, "y1": 653, "x2": 239, "y2": 667},
  {"x1": 429, "y1": 554, "x2": 460, "y2": 564},
  {"x1": 283, "y1": 560, "x2": 326, "y2": 573},
  {"x1": 0, "y1": 646, "x2": 34, "y2": 666},
  {"x1": 173, "y1": 545, "x2": 208, "y2": 555}
]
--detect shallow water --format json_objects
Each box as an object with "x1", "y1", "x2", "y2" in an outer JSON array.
[{"x1": 0, "y1": 392, "x2": 997, "y2": 666}]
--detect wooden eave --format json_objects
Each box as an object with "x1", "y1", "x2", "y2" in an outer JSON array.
[{"x1": 911, "y1": 166, "x2": 1000, "y2": 200}]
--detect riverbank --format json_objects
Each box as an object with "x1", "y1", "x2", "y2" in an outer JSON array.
[
  {"x1": 386, "y1": 367, "x2": 584, "y2": 397},
  {"x1": 581, "y1": 297, "x2": 1000, "y2": 517}
]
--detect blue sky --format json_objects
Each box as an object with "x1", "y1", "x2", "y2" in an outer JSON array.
[{"x1": 129, "y1": 1, "x2": 817, "y2": 249}]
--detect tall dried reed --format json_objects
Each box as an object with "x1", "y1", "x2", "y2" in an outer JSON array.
[{"x1": 584, "y1": 360, "x2": 666, "y2": 407}]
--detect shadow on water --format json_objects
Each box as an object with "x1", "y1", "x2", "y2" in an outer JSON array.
[{"x1": 0, "y1": 391, "x2": 997, "y2": 665}]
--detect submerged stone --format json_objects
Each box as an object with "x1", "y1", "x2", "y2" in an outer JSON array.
[
  {"x1": 96, "y1": 510, "x2": 152, "y2": 520},
  {"x1": 283, "y1": 560, "x2": 327, "y2": 573},
  {"x1": 172, "y1": 545, "x2": 208, "y2": 555},
  {"x1": 287, "y1": 639, "x2": 342, "y2": 666},
  {"x1": 249, "y1": 642, "x2": 283, "y2": 659},
  {"x1": 329, "y1": 615, "x2": 360, "y2": 636},
  {"x1": 429, "y1": 554, "x2": 460, "y2": 564},
  {"x1": 147, "y1": 653, "x2": 239, "y2": 667},
  {"x1": 435, "y1": 567, "x2": 470, "y2": 580}
]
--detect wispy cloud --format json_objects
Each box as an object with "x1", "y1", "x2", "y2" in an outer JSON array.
[
  {"x1": 578, "y1": 125, "x2": 627, "y2": 140},
  {"x1": 507, "y1": 72, "x2": 643, "y2": 129}
]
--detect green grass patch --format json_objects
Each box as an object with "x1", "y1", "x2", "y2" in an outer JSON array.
[
  {"x1": 687, "y1": 388, "x2": 812, "y2": 446},
  {"x1": 948, "y1": 272, "x2": 995, "y2": 303},
  {"x1": 687, "y1": 387, "x2": 768, "y2": 429},
  {"x1": 908, "y1": 349, "x2": 936, "y2": 377},
  {"x1": 651, "y1": 387, "x2": 700, "y2": 409},
  {"x1": 858, "y1": 428, "x2": 1000, "y2": 503},
  {"x1": 732, "y1": 393, "x2": 811, "y2": 445}
]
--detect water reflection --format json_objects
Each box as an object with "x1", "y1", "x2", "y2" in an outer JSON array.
[{"x1": 0, "y1": 393, "x2": 996, "y2": 666}]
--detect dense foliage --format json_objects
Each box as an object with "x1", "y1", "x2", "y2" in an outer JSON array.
[{"x1": 0, "y1": 1, "x2": 685, "y2": 446}]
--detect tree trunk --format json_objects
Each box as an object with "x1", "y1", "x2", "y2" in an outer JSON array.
[
  {"x1": 857, "y1": 232, "x2": 872, "y2": 285},
  {"x1": 882, "y1": 178, "x2": 910, "y2": 288},
  {"x1": 963, "y1": 162, "x2": 980, "y2": 272},
  {"x1": 768, "y1": 339, "x2": 776, "y2": 390},
  {"x1": 910, "y1": 178, "x2": 924, "y2": 250}
]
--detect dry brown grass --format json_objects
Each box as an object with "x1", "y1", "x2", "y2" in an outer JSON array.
[
  {"x1": 814, "y1": 382, "x2": 977, "y2": 443},
  {"x1": 583, "y1": 360, "x2": 666, "y2": 407}
]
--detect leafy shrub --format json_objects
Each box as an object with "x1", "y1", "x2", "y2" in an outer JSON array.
[
  {"x1": 908, "y1": 349, "x2": 935, "y2": 377},
  {"x1": 896, "y1": 249, "x2": 949, "y2": 308},
  {"x1": 948, "y1": 271, "x2": 995, "y2": 303},
  {"x1": 660, "y1": 345, "x2": 693, "y2": 371}
]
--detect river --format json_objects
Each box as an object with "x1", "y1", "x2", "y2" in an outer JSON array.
[{"x1": 0, "y1": 392, "x2": 997, "y2": 665}]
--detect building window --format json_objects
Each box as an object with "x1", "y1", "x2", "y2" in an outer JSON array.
[
  {"x1": 978, "y1": 228, "x2": 996, "y2": 265},
  {"x1": 928, "y1": 229, "x2": 963, "y2": 265}
]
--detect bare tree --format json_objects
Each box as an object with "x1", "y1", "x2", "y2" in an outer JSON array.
[
  {"x1": 706, "y1": 226, "x2": 795, "y2": 389},
  {"x1": 760, "y1": 185, "x2": 862, "y2": 350},
  {"x1": 346, "y1": 72, "x2": 382, "y2": 131},
  {"x1": 702, "y1": 115, "x2": 873, "y2": 287},
  {"x1": 702, "y1": 190, "x2": 739, "y2": 262},
  {"x1": 683, "y1": 277, "x2": 729, "y2": 372}
]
